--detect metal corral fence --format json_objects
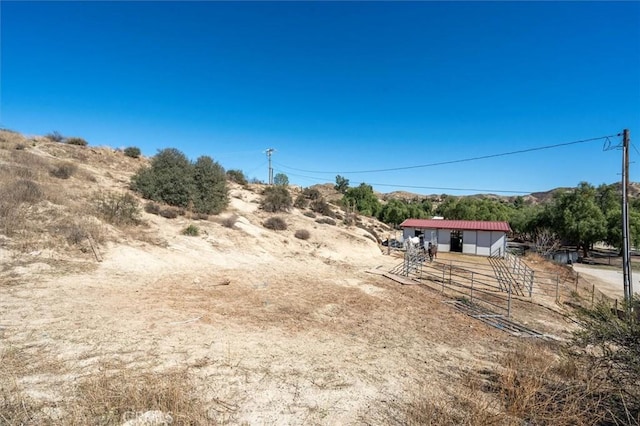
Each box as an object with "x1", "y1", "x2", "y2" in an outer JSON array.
[
  {"x1": 393, "y1": 250, "x2": 619, "y2": 318},
  {"x1": 418, "y1": 259, "x2": 514, "y2": 317}
]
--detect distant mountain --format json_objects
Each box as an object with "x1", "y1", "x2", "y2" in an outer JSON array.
[{"x1": 311, "y1": 181, "x2": 640, "y2": 206}]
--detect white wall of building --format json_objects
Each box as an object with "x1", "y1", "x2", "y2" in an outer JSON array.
[
  {"x1": 490, "y1": 232, "x2": 506, "y2": 257},
  {"x1": 462, "y1": 230, "x2": 477, "y2": 255},
  {"x1": 437, "y1": 229, "x2": 451, "y2": 252},
  {"x1": 400, "y1": 226, "x2": 507, "y2": 257}
]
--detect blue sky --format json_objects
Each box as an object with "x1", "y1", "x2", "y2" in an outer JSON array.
[{"x1": 2, "y1": 1, "x2": 639, "y2": 195}]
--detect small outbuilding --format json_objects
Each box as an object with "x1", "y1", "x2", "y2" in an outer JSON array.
[{"x1": 399, "y1": 219, "x2": 512, "y2": 257}]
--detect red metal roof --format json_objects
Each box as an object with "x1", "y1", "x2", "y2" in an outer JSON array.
[{"x1": 399, "y1": 219, "x2": 512, "y2": 232}]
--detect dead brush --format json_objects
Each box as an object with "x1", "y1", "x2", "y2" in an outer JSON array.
[
  {"x1": 0, "y1": 345, "x2": 67, "y2": 425},
  {"x1": 495, "y1": 343, "x2": 606, "y2": 426},
  {"x1": 371, "y1": 380, "x2": 507, "y2": 426},
  {"x1": 66, "y1": 365, "x2": 211, "y2": 425},
  {"x1": 0, "y1": 179, "x2": 44, "y2": 237}
]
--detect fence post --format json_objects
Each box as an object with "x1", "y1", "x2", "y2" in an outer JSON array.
[
  {"x1": 575, "y1": 272, "x2": 579, "y2": 292},
  {"x1": 591, "y1": 284, "x2": 595, "y2": 307},
  {"x1": 470, "y1": 272, "x2": 474, "y2": 303},
  {"x1": 449, "y1": 261, "x2": 452, "y2": 284},
  {"x1": 442, "y1": 266, "x2": 446, "y2": 294},
  {"x1": 555, "y1": 274, "x2": 560, "y2": 303},
  {"x1": 529, "y1": 270, "x2": 534, "y2": 297},
  {"x1": 507, "y1": 278, "x2": 512, "y2": 318}
]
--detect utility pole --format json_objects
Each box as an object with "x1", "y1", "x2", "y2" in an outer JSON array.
[
  {"x1": 621, "y1": 129, "x2": 633, "y2": 303},
  {"x1": 265, "y1": 148, "x2": 274, "y2": 185}
]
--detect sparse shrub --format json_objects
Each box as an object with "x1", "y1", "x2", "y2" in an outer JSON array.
[
  {"x1": 310, "y1": 199, "x2": 335, "y2": 217},
  {"x1": 50, "y1": 162, "x2": 77, "y2": 179},
  {"x1": 302, "y1": 188, "x2": 322, "y2": 200},
  {"x1": 261, "y1": 186, "x2": 292, "y2": 212},
  {"x1": 193, "y1": 212, "x2": 209, "y2": 220},
  {"x1": 221, "y1": 215, "x2": 238, "y2": 228},
  {"x1": 0, "y1": 179, "x2": 43, "y2": 237},
  {"x1": 46, "y1": 131, "x2": 64, "y2": 142},
  {"x1": 94, "y1": 191, "x2": 141, "y2": 226},
  {"x1": 264, "y1": 216, "x2": 287, "y2": 230},
  {"x1": 62, "y1": 222, "x2": 89, "y2": 245},
  {"x1": 294, "y1": 229, "x2": 310, "y2": 240},
  {"x1": 303, "y1": 211, "x2": 316, "y2": 218},
  {"x1": 182, "y1": 224, "x2": 199, "y2": 236},
  {"x1": 144, "y1": 202, "x2": 161, "y2": 215},
  {"x1": 226, "y1": 169, "x2": 248, "y2": 185},
  {"x1": 159, "y1": 208, "x2": 178, "y2": 219},
  {"x1": 294, "y1": 194, "x2": 309, "y2": 209},
  {"x1": 123, "y1": 146, "x2": 141, "y2": 158},
  {"x1": 65, "y1": 137, "x2": 88, "y2": 146},
  {"x1": 315, "y1": 218, "x2": 336, "y2": 226},
  {"x1": 7, "y1": 179, "x2": 44, "y2": 204},
  {"x1": 45, "y1": 131, "x2": 64, "y2": 142},
  {"x1": 14, "y1": 143, "x2": 26, "y2": 150}
]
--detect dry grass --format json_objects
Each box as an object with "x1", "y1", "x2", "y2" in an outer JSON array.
[
  {"x1": 67, "y1": 365, "x2": 212, "y2": 425},
  {"x1": 373, "y1": 342, "x2": 614, "y2": 426},
  {"x1": 0, "y1": 345, "x2": 212, "y2": 425}
]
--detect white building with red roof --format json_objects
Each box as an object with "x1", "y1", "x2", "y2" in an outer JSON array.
[{"x1": 399, "y1": 218, "x2": 512, "y2": 257}]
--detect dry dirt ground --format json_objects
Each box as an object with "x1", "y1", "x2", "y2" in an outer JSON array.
[
  {"x1": 572, "y1": 263, "x2": 639, "y2": 300},
  {"x1": 0, "y1": 132, "x2": 609, "y2": 424}
]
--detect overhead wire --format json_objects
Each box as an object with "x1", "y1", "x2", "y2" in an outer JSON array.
[
  {"x1": 274, "y1": 168, "x2": 535, "y2": 194},
  {"x1": 273, "y1": 134, "x2": 621, "y2": 174}
]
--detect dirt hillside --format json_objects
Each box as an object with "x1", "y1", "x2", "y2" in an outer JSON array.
[{"x1": 0, "y1": 130, "x2": 597, "y2": 424}]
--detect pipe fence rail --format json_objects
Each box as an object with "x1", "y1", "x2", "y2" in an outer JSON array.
[{"x1": 388, "y1": 248, "x2": 620, "y2": 320}]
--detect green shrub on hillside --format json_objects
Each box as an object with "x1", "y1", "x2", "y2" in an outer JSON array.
[
  {"x1": 261, "y1": 186, "x2": 292, "y2": 213},
  {"x1": 182, "y1": 224, "x2": 199, "y2": 236},
  {"x1": 294, "y1": 194, "x2": 309, "y2": 209},
  {"x1": 66, "y1": 137, "x2": 88, "y2": 146},
  {"x1": 123, "y1": 146, "x2": 141, "y2": 158},
  {"x1": 226, "y1": 169, "x2": 248, "y2": 186},
  {"x1": 192, "y1": 156, "x2": 228, "y2": 215},
  {"x1": 130, "y1": 148, "x2": 228, "y2": 215}
]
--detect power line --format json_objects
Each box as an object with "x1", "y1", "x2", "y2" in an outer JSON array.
[
  {"x1": 274, "y1": 133, "x2": 621, "y2": 175},
  {"x1": 274, "y1": 168, "x2": 536, "y2": 195}
]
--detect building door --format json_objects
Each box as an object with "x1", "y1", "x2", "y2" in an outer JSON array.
[{"x1": 450, "y1": 230, "x2": 463, "y2": 252}]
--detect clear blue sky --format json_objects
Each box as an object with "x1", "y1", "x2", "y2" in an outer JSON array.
[{"x1": 2, "y1": 1, "x2": 639, "y2": 195}]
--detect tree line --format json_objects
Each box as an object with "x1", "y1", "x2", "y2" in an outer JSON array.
[{"x1": 334, "y1": 175, "x2": 640, "y2": 255}]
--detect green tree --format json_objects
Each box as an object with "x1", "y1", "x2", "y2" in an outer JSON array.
[
  {"x1": 274, "y1": 173, "x2": 289, "y2": 186},
  {"x1": 334, "y1": 175, "x2": 350, "y2": 194},
  {"x1": 343, "y1": 183, "x2": 381, "y2": 217},
  {"x1": 192, "y1": 156, "x2": 228, "y2": 214},
  {"x1": 548, "y1": 182, "x2": 606, "y2": 257},
  {"x1": 131, "y1": 148, "x2": 194, "y2": 208},
  {"x1": 596, "y1": 183, "x2": 619, "y2": 213},
  {"x1": 378, "y1": 199, "x2": 409, "y2": 226}
]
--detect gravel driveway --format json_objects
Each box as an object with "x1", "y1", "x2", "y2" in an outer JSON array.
[{"x1": 572, "y1": 264, "x2": 640, "y2": 299}]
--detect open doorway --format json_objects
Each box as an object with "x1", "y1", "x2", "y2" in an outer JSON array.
[{"x1": 450, "y1": 230, "x2": 463, "y2": 252}]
